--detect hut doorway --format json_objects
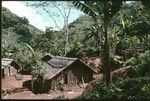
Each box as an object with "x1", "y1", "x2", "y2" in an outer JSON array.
[
  {"x1": 2, "y1": 69, "x2": 4, "y2": 78},
  {"x1": 64, "y1": 74, "x2": 68, "y2": 84}
]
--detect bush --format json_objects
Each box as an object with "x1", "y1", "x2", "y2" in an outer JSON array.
[
  {"x1": 78, "y1": 77, "x2": 150, "y2": 100},
  {"x1": 132, "y1": 50, "x2": 150, "y2": 76},
  {"x1": 124, "y1": 50, "x2": 150, "y2": 76},
  {"x1": 116, "y1": 35, "x2": 140, "y2": 56}
]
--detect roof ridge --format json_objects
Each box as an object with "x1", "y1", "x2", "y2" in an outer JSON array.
[
  {"x1": 54, "y1": 56, "x2": 78, "y2": 60},
  {"x1": 2, "y1": 58, "x2": 13, "y2": 60}
]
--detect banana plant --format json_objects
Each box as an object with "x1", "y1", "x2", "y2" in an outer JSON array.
[
  {"x1": 84, "y1": 25, "x2": 100, "y2": 48},
  {"x1": 26, "y1": 43, "x2": 43, "y2": 71},
  {"x1": 72, "y1": 1, "x2": 123, "y2": 84}
]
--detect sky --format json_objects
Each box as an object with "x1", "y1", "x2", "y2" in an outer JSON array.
[{"x1": 2, "y1": 1, "x2": 84, "y2": 31}]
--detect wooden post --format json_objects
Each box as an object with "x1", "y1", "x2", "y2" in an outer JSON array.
[
  {"x1": 31, "y1": 76, "x2": 36, "y2": 92},
  {"x1": 81, "y1": 77, "x2": 85, "y2": 88},
  {"x1": 42, "y1": 77, "x2": 44, "y2": 92},
  {"x1": 31, "y1": 79, "x2": 34, "y2": 92},
  {"x1": 9, "y1": 66, "x2": 10, "y2": 76}
]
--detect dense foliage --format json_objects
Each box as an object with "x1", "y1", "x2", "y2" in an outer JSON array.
[
  {"x1": 75, "y1": 1, "x2": 150, "y2": 100},
  {"x1": 2, "y1": 7, "x2": 44, "y2": 72},
  {"x1": 2, "y1": 1, "x2": 150, "y2": 100},
  {"x1": 79, "y1": 76, "x2": 150, "y2": 100},
  {"x1": 125, "y1": 50, "x2": 150, "y2": 77},
  {"x1": 79, "y1": 49, "x2": 150, "y2": 100}
]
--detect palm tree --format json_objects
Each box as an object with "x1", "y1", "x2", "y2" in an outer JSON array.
[{"x1": 72, "y1": 1, "x2": 123, "y2": 84}]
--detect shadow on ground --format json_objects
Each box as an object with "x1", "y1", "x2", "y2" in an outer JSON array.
[{"x1": 22, "y1": 80, "x2": 48, "y2": 94}]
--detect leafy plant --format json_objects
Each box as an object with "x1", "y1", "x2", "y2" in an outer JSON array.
[
  {"x1": 79, "y1": 76, "x2": 150, "y2": 100},
  {"x1": 124, "y1": 50, "x2": 150, "y2": 76}
]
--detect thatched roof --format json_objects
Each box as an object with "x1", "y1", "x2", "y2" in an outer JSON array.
[
  {"x1": 2, "y1": 58, "x2": 20, "y2": 70},
  {"x1": 41, "y1": 53, "x2": 54, "y2": 62},
  {"x1": 2, "y1": 58, "x2": 13, "y2": 69},
  {"x1": 47, "y1": 58, "x2": 76, "y2": 68},
  {"x1": 34, "y1": 55, "x2": 96, "y2": 80}
]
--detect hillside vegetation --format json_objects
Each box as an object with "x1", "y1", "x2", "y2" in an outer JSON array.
[
  {"x1": 2, "y1": 1, "x2": 150, "y2": 100},
  {"x1": 2, "y1": 7, "x2": 96, "y2": 72},
  {"x1": 74, "y1": 1, "x2": 150, "y2": 100}
]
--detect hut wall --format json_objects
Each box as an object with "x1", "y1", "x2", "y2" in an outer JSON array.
[
  {"x1": 50, "y1": 62, "x2": 94, "y2": 90},
  {"x1": 9, "y1": 66, "x2": 18, "y2": 75},
  {"x1": 43, "y1": 80, "x2": 51, "y2": 92},
  {"x1": 50, "y1": 70, "x2": 75, "y2": 90},
  {"x1": 67, "y1": 69, "x2": 78, "y2": 85},
  {"x1": 4, "y1": 67, "x2": 9, "y2": 76},
  {"x1": 36, "y1": 60, "x2": 94, "y2": 92},
  {"x1": 70, "y1": 61, "x2": 94, "y2": 83},
  {"x1": 50, "y1": 74, "x2": 60, "y2": 90},
  {"x1": 33, "y1": 75, "x2": 46, "y2": 93},
  {"x1": 3, "y1": 66, "x2": 17, "y2": 77}
]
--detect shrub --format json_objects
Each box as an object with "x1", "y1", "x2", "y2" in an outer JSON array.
[
  {"x1": 78, "y1": 77, "x2": 150, "y2": 100},
  {"x1": 124, "y1": 50, "x2": 150, "y2": 76},
  {"x1": 132, "y1": 50, "x2": 150, "y2": 76}
]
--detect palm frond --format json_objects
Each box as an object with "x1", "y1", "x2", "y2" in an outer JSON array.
[
  {"x1": 26, "y1": 43, "x2": 35, "y2": 55},
  {"x1": 84, "y1": 27, "x2": 98, "y2": 42},
  {"x1": 72, "y1": 1, "x2": 98, "y2": 17}
]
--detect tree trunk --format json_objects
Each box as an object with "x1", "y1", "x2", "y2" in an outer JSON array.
[
  {"x1": 102, "y1": 14, "x2": 112, "y2": 85},
  {"x1": 64, "y1": 17, "x2": 69, "y2": 56},
  {"x1": 64, "y1": 26, "x2": 69, "y2": 56},
  {"x1": 31, "y1": 78, "x2": 34, "y2": 92}
]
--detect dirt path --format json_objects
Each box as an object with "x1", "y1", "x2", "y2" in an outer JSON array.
[{"x1": 2, "y1": 74, "x2": 88, "y2": 99}]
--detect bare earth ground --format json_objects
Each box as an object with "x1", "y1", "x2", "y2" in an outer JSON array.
[
  {"x1": 2, "y1": 75, "x2": 32, "y2": 90},
  {"x1": 3, "y1": 85, "x2": 85, "y2": 99},
  {"x1": 2, "y1": 75, "x2": 86, "y2": 99}
]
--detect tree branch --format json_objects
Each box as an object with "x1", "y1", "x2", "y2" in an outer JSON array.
[{"x1": 43, "y1": 7, "x2": 61, "y2": 31}]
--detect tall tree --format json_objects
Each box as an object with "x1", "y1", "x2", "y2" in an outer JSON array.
[{"x1": 72, "y1": 1, "x2": 123, "y2": 84}]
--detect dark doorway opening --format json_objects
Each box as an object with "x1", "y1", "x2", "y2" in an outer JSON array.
[
  {"x1": 64, "y1": 74, "x2": 68, "y2": 84},
  {"x1": 2, "y1": 69, "x2": 4, "y2": 78},
  {"x1": 22, "y1": 79, "x2": 47, "y2": 94}
]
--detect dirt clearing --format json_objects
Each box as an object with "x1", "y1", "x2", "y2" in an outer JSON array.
[
  {"x1": 2, "y1": 75, "x2": 32, "y2": 90},
  {"x1": 4, "y1": 85, "x2": 85, "y2": 99}
]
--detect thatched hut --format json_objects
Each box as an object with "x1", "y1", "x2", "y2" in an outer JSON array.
[
  {"x1": 32, "y1": 55, "x2": 96, "y2": 93},
  {"x1": 2, "y1": 58, "x2": 20, "y2": 78}
]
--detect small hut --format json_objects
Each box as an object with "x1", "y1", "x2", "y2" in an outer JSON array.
[
  {"x1": 32, "y1": 55, "x2": 96, "y2": 93},
  {"x1": 2, "y1": 58, "x2": 20, "y2": 78},
  {"x1": 121, "y1": 46, "x2": 144, "y2": 60}
]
